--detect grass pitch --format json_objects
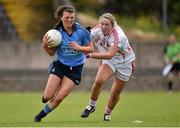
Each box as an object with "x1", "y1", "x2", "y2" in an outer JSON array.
[{"x1": 0, "y1": 91, "x2": 179, "y2": 127}]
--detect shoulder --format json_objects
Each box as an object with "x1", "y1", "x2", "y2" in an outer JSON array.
[
  {"x1": 114, "y1": 24, "x2": 125, "y2": 35},
  {"x1": 113, "y1": 25, "x2": 127, "y2": 40},
  {"x1": 91, "y1": 24, "x2": 101, "y2": 31},
  {"x1": 74, "y1": 23, "x2": 91, "y2": 40},
  {"x1": 74, "y1": 22, "x2": 89, "y2": 33},
  {"x1": 91, "y1": 24, "x2": 101, "y2": 35}
]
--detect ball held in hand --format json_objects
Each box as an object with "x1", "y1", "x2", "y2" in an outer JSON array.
[{"x1": 46, "y1": 29, "x2": 62, "y2": 47}]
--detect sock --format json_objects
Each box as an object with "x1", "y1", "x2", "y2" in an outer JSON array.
[
  {"x1": 168, "y1": 81, "x2": 173, "y2": 91},
  {"x1": 89, "y1": 99, "x2": 96, "y2": 107},
  {"x1": 35, "y1": 104, "x2": 52, "y2": 121},
  {"x1": 36, "y1": 109, "x2": 47, "y2": 120},
  {"x1": 43, "y1": 104, "x2": 52, "y2": 114},
  {"x1": 104, "y1": 106, "x2": 112, "y2": 115}
]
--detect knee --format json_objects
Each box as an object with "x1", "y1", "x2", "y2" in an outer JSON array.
[{"x1": 43, "y1": 94, "x2": 53, "y2": 103}]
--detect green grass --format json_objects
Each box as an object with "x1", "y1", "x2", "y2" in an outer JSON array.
[{"x1": 0, "y1": 91, "x2": 180, "y2": 127}]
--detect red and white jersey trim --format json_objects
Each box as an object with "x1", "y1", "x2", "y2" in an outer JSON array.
[{"x1": 91, "y1": 24, "x2": 135, "y2": 64}]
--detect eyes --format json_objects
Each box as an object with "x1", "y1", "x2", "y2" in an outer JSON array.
[
  {"x1": 64, "y1": 16, "x2": 74, "y2": 20},
  {"x1": 101, "y1": 22, "x2": 111, "y2": 28},
  {"x1": 61, "y1": 12, "x2": 75, "y2": 21}
]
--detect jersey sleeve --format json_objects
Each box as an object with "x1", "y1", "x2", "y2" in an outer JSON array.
[
  {"x1": 117, "y1": 36, "x2": 130, "y2": 53},
  {"x1": 109, "y1": 34, "x2": 128, "y2": 53}
]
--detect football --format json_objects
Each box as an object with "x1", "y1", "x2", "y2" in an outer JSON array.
[{"x1": 45, "y1": 29, "x2": 62, "y2": 47}]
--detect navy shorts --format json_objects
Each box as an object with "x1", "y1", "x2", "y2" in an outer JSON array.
[{"x1": 48, "y1": 60, "x2": 84, "y2": 85}]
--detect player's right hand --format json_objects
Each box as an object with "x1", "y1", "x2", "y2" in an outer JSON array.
[{"x1": 42, "y1": 34, "x2": 52, "y2": 48}]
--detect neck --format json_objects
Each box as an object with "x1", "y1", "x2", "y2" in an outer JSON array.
[
  {"x1": 104, "y1": 28, "x2": 114, "y2": 36},
  {"x1": 64, "y1": 26, "x2": 73, "y2": 35}
]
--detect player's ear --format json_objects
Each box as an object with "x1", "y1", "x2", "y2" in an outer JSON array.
[{"x1": 86, "y1": 26, "x2": 92, "y2": 32}]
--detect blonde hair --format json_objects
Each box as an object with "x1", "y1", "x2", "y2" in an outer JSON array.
[{"x1": 99, "y1": 13, "x2": 116, "y2": 27}]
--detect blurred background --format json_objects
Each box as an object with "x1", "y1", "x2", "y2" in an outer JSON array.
[{"x1": 0, "y1": 0, "x2": 179, "y2": 92}]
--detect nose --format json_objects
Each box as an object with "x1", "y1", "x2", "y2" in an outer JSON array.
[
  {"x1": 67, "y1": 17, "x2": 73, "y2": 22},
  {"x1": 101, "y1": 25, "x2": 106, "y2": 30}
]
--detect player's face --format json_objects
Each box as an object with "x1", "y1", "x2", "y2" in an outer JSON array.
[
  {"x1": 100, "y1": 18, "x2": 113, "y2": 36},
  {"x1": 168, "y1": 35, "x2": 176, "y2": 44},
  {"x1": 61, "y1": 11, "x2": 75, "y2": 28}
]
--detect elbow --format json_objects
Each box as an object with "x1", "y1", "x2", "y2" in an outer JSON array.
[
  {"x1": 48, "y1": 51, "x2": 55, "y2": 56},
  {"x1": 107, "y1": 50, "x2": 116, "y2": 59},
  {"x1": 49, "y1": 53, "x2": 54, "y2": 56},
  {"x1": 50, "y1": 51, "x2": 56, "y2": 56}
]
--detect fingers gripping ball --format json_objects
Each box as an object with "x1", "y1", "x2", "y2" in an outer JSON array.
[{"x1": 46, "y1": 29, "x2": 62, "y2": 47}]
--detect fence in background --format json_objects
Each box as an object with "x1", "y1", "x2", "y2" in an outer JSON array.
[{"x1": 0, "y1": 41, "x2": 179, "y2": 92}]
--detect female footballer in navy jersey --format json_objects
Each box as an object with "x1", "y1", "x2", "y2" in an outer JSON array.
[{"x1": 34, "y1": 5, "x2": 93, "y2": 122}]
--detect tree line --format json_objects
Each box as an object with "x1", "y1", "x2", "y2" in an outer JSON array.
[{"x1": 104, "y1": 0, "x2": 180, "y2": 26}]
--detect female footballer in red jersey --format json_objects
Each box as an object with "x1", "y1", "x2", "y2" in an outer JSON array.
[{"x1": 81, "y1": 13, "x2": 135, "y2": 121}]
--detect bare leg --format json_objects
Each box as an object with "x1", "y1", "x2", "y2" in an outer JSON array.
[
  {"x1": 81, "y1": 64, "x2": 114, "y2": 118},
  {"x1": 167, "y1": 73, "x2": 174, "y2": 94},
  {"x1": 106, "y1": 77, "x2": 126, "y2": 110},
  {"x1": 91, "y1": 64, "x2": 114, "y2": 100},
  {"x1": 34, "y1": 76, "x2": 74, "y2": 122},
  {"x1": 42, "y1": 74, "x2": 62, "y2": 103},
  {"x1": 103, "y1": 77, "x2": 126, "y2": 121},
  {"x1": 49, "y1": 76, "x2": 75, "y2": 109}
]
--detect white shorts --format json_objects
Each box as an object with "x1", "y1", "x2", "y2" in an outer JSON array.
[{"x1": 102, "y1": 60, "x2": 135, "y2": 81}]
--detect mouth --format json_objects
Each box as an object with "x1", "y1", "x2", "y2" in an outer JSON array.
[{"x1": 67, "y1": 22, "x2": 73, "y2": 26}]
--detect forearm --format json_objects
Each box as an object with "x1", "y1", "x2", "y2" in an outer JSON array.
[
  {"x1": 78, "y1": 44, "x2": 94, "y2": 53},
  {"x1": 90, "y1": 47, "x2": 117, "y2": 59},
  {"x1": 90, "y1": 52, "x2": 113, "y2": 59}
]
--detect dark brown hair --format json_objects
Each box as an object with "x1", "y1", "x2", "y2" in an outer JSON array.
[
  {"x1": 54, "y1": 5, "x2": 75, "y2": 20},
  {"x1": 54, "y1": 5, "x2": 75, "y2": 29}
]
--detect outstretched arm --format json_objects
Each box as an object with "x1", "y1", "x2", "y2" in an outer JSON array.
[
  {"x1": 69, "y1": 42, "x2": 94, "y2": 53},
  {"x1": 90, "y1": 46, "x2": 118, "y2": 59}
]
